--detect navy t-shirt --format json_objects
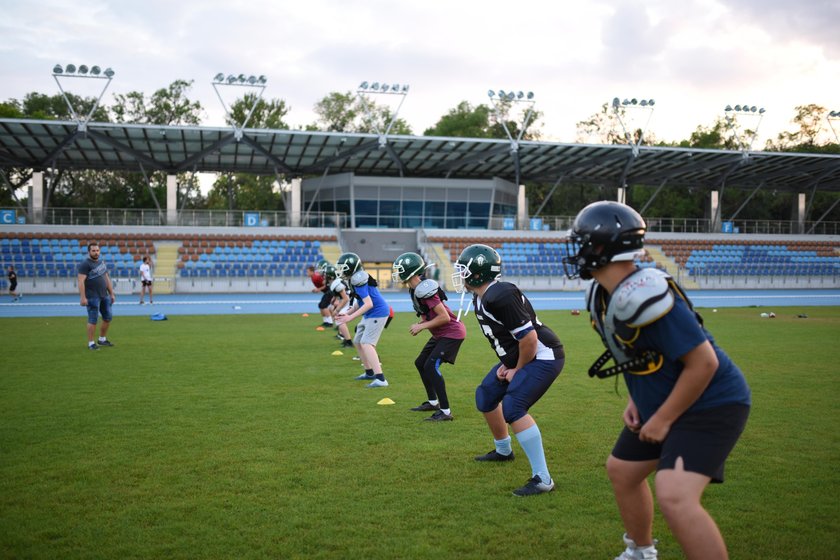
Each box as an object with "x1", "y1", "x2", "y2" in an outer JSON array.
[
  {"x1": 77, "y1": 257, "x2": 110, "y2": 298},
  {"x1": 624, "y1": 295, "x2": 752, "y2": 422}
]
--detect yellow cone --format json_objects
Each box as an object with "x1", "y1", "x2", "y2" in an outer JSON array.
[
  {"x1": 377, "y1": 398, "x2": 395, "y2": 405},
  {"x1": 331, "y1": 350, "x2": 344, "y2": 356}
]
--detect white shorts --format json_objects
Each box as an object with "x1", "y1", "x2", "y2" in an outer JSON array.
[{"x1": 354, "y1": 315, "x2": 387, "y2": 346}]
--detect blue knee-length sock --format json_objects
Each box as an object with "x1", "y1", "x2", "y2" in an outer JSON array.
[{"x1": 515, "y1": 424, "x2": 551, "y2": 483}]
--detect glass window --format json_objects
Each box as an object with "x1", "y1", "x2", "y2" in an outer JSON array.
[
  {"x1": 467, "y1": 202, "x2": 490, "y2": 228},
  {"x1": 402, "y1": 200, "x2": 423, "y2": 228},
  {"x1": 355, "y1": 199, "x2": 378, "y2": 227},
  {"x1": 379, "y1": 200, "x2": 401, "y2": 228},
  {"x1": 447, "y1": 201, "x2": 467, "y2": 228},
  {"x1": 424, "y1": 201, "x2": 445, "y2": 228}
]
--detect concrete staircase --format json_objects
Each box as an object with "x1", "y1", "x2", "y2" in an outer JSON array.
[
  {"x1": 153, "y1": 242, "x2": 181, "y2": 294},
  {"x1": 426, "y1": 243, "x2": 455, "y2": 291},
  {"x1": 320, "y1": 243, "x2": 342, "y2": 266},
  {"x1": 647, "y1": 245, "x2": 699, "y2": 289}
]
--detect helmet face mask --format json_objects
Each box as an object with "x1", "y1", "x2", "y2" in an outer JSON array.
[
  {"x1": 335, "y1": 252, "x2": 361, "y2": 279},
  {"x1": 562, "y1": 201, "x2": 646, "y2": 280},
  {"x1": 392, "y1": 252, "x2": 425, "y2": 285},
  {"x1": 323, "y1": 264, "x2": 337, "y2": 283},
  {"x1": 452, "y1": 244, "x2": 502, "y2": 293}
]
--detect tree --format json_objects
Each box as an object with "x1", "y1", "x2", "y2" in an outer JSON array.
[
  {"x1": 768, "y1": 104, "x2": 834, "y2": 150},
  {"x1": 225, "y1": 93, "x2": 289, "y2": 130},
  {"x1": 111, "y1": 79, "x2": 204, "y2": 125},
  {"x1": 424, "y1": 100, "x2": 542, "y2": 140},
  {"x1": 310, "y1": 91, "x2": 412, "y2": 134}
]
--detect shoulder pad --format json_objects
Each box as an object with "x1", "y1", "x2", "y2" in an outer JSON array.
[
  {"x1": 415, "y1": 279, "x2": 439, "y2": 300},
  {"x1": 613, "y1": 269, "x2": 674, "y2": 328},
  {"x1": 330, "y1": 278, "x2": 345, "y2": 292},
  {"x1": 350, "y1": 270, "x2": 369, "y2": 287}
]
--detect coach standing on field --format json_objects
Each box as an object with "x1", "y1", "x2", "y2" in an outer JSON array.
[{"x1": 77, "y1": 242, "x2": 116, "y2": 351}]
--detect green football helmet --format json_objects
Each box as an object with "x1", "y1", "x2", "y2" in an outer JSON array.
[
  {"x1": 335, "y1": 252, "x2": 362, "y2": 279},
  {"x1": 452, "y1": 244, "x2": 502, "y2": 293},
  {"x1": 392, "y1": 252, "x2": 426, "y2": 284},
  {"x1": 323, "y1": 264, "x2": 337, "y2": 283},
  {"x1": 316, "y1": 258, "x2": 329, "y2": 272}
]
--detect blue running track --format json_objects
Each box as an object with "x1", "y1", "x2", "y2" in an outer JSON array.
[{"x1": 1, "y1": 289, "x2": 838, "y2": 318}]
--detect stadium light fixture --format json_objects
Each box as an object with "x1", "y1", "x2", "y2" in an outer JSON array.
[
  {"x1": 356, "y1": 78, "x2": 411, "y2": 144},
  {"x1": 827, "y1": 109, "x2": 840, "y2": 143},
  {"x1": 51, "y1": 63, "x2": 115, "y2": 131},
  {"x1": 612, "y1": 94, "x2": 656, "y2": 156},
  {"x1": 486, "y1": 86, "x2": 538, "y2": 186},
  {"x1": 210, "y1": 71, "x2": 269, "y2": 140},
  {"x1": 724, "y1": 103, "x2": 766, "y2": 152}
]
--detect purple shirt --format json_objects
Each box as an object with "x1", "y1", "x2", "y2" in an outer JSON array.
[{"x1": 421, "y1": 293, "x2": 466, "y2": 340}]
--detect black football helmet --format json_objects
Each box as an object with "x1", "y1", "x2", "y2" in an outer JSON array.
[
  {"x1": 563, "y1": 201, "x2": 646, "y2": 280},
  {"x1": 452, "y1": 244, "x2": 501, "y2": 292}
]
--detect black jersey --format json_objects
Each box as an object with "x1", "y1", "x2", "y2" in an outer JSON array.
[{"x1": 473, "y1": 281, "x2": 564, "y2": 368}]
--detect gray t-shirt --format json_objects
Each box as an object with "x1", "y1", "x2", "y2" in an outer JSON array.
[{"x1": 77, "y1": 257, "x2": 110, "y2": 298}]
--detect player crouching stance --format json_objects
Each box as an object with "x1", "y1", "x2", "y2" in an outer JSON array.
[
  {"x1": 453, "y1": 244, "x2": 565, "y2": 496},
  {"x1": 392, "y1": 252, "x2": 465, "y2": 422},
  {"x1": 324, "y1": 265, "x2": 355, "y2": 348},
  {"x1": 335, "y1": 252, "x2": 391, "y2": 388},
  {"x1": 563, "y1": 201, "x2": 751, "y2": 560}
]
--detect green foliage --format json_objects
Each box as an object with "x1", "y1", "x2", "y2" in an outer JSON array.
[
  {"x1": 311, "y1": 91, "x2": 411, "y2": 134},
  {"x1": 205, "y1": 173, "x2": 283, "y2": 211},
  {"x1": 226, "y1": 93, "x2": 289, "y2": 130},
  {"x1": 425, "y1": 100, "x2": 542, "y2": 140},
  {"x1": 111, "y1": 79, "x2": 203, "y2": 125},
  {"x1": 0, "y1": 307, "x2": 837, "y2": 559}
]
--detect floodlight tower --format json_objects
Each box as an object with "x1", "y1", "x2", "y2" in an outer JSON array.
[
  {"x1": 611, "y1": 96, "x2": 655, "y2": 157},
  {"x1": 355, "y1": 81, "x2": 410, "y2": 147},
  {"x1": 486, "y1": 89, "x2": 536, "y2": 186},
  {"x1": 211, "y1": 73, "x2": 268, "y2": 141},
  {"x1": 51, "y1": 63, "x2": 115, "y2": 132},
  {"x1": 827, "y1": 110, "x2": 840, "y2": 144},
  {"x1": 723, "y1": 103, "x2": 766, "y2": 157}
]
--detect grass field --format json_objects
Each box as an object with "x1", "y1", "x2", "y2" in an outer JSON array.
[{"x1": 1, "y1": 306, "x2": 838, "y2": 559}]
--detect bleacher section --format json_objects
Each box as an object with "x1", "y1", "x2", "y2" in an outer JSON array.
[
  {"x1": 658, "y1": 240, "x2": 840, "y2": 277},
  {"x1": 1, "y1": 235, "x2": 153, "y2": 279},
  {"x1": 178, "y1": 238, "x2": 324, "y2": 278}
]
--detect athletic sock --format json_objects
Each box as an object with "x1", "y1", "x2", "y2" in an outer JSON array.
[
  {"x1": 365, "y1": 369, "x2": 374, "y2": 377},
  {"x1": 494, "y1": 436, "x2": 513, "y2": 457},
  {"x1": 515, "y1": 424, "x2": 550, "y2": 483},
  {"x1": 429, "y1": 399, "x2": 439, "y2": 406},
  {"x1": 88, "y1": 341, "x2": 96, "y2": 348},
  {"x1": 441, "y1": 408, "x2": 451, "y2": 415},
  {"x1": 374, "y1": 373, "x2": 385, "y2": 382},
  {"x1": 98, "y1": 337, "x2": 107, "y2": 343}
]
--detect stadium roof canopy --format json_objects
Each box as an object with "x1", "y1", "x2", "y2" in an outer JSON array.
[{"x1": 1, "y1": 118, "x2": 839, "y2": 192}]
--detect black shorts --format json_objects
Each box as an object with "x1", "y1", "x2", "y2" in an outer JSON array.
[
  {"x1": 318, "y1": 291, "x2": 332, "y2": 310},
  {"x1": 417, "y1": 336, "x2": 465, "y2": 366},
  {"x1": 9, "y1": 281, "x2": 16, "y2": 291},
  {"x1": 611, "y1": 403, "x2": 750, "y2": 483},
  {"x1": 141, "y1": 280, "x2": 152, "y2": 287}
]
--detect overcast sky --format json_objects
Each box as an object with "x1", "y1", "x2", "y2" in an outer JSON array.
[{"x1": 1, "y1": 0, "x2": 838, "y2": 147}]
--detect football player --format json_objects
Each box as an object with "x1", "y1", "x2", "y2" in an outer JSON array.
[
  {"x1": 392, "y1": 252, "x2": 465, "y2": 421},
  {"x1": 306, "y1": 262, "x2": 333, "y2": 328},
  {"x1": 335, "y1": 252, "x2": 391, "y2": 388},
  {"x1": 324, "y1": 265, "x2": 354, "y2": 348},
  {"x1": 452, "y1": 244, "x2": 565, "y2": 496},
  {"x1": 563, "y1": 201, "x2": 751, "y2": 560}
]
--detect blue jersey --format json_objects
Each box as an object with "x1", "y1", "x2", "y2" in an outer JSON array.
[
  {"x1": 625, "y1": 295, "x2": 752, "y2": 421},
  {"x1": 354, "y1": 281, "x2": 390, "y2": 319}
]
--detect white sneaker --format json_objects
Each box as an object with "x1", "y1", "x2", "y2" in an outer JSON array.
[
  {"x1": 366, "y1": 378, "x2": 389, "y2": 388},
  {"x1": 615, "y1": 534, "x2": 658, "y2": 560}
]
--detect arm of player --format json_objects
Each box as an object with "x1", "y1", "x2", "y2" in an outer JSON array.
[
  {"x1": 337, "y1": 295, "x2": 372, "y2": 324},
  {"x1": 409, "y1": 302, "x2": 449, "y2": 336},
  {"x1": 638, "y1": 340, "x2": 718, "y2": 444},
  {"x1": 498, "y1": 329, "x2": 538, "y2": 382}
]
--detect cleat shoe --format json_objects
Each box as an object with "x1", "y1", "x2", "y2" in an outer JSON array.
[
  {"x1": 614, "y1": 534, "x2": 659, "y2": 560},
  {"x1": 354, "y1": 373, "x2": 375, "y2": 381},
  {"x1": 474, "y1": 449, "x2": 514, "y2": 462},
  {"x1": 366, "y1": 378, "x2": 389, "y2": 388},
  {"x1": 512, "y1": 475, "x2": 555, "y2": 497},
  {"x1": 411, "y1": 401, "x2": 440, "y2": 412},
  {"x1": 97, "y1": 340, "x2": 114, "y2": 347},
  {"x1": 424, "y1": 410, "x2": 453, "y2": 422},
  {"x1": 88, "y1": 344, "x2": 99, "y2": 351},
  {"x1": 352, "y1": 356, "x2": 361, "y2": 361},
  {"x1": 341, "y1": 340, "x2": 354, "y2": 348}
]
